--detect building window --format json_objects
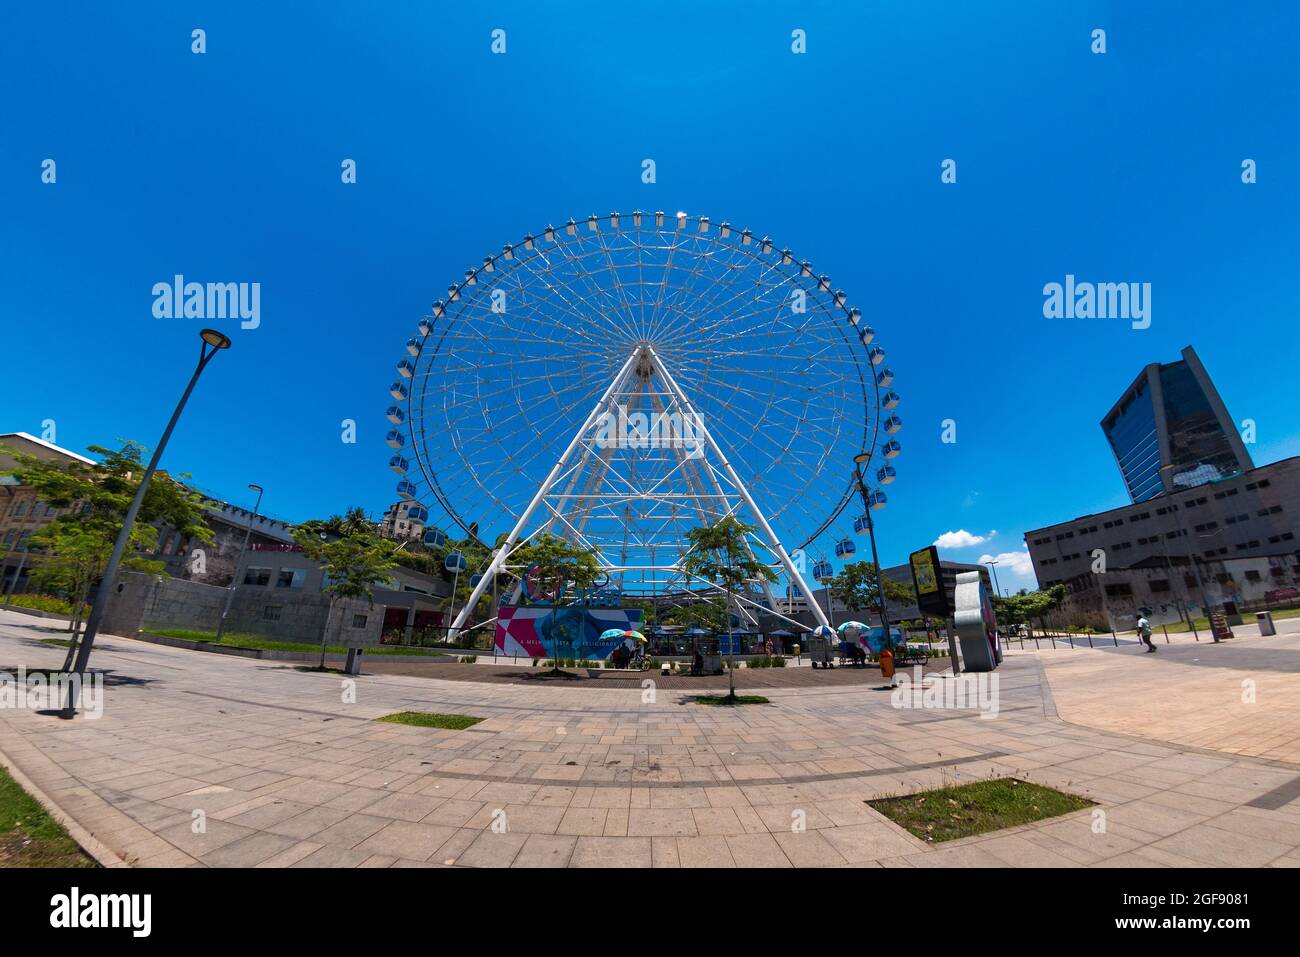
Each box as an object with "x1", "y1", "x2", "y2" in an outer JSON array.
[
  {"x1": 1245, "y1": 570, "x2": 1261, "y2": 582},
  {"x1": 244, "y1": 566, "x2": 272, "y2": 586},
  {"x1": 262, "y1": 605, "x2": 282, "y2": 621},
  {"x1": 351, "y1": 613, "x2": 368, "y2": 629},
  {"x1": 1150, "y1": 579, "x2": 1170, "y2": 592},
  {"x1": 275, "y1": 568, "x2": 305, "y2": 589}
]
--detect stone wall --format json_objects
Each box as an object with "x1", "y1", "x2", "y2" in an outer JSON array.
[{"x1": 102, "y1": 572, "x2": 383, "y2": 647}]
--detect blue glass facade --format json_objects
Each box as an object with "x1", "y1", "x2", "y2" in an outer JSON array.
[
  {"x1": 1104, "y1": 350, "x2": 1248, "y2": 504},
  {"x1": 1158, "y1": 360, "x2": 1244, "y2": 490},
  {"x1": 1104, "y1": 378, "x2": 1164, "y2": 502}
]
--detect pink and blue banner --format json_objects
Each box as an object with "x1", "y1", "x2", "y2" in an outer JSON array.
[{"x1": 495, "y1": 605, "x2": 645, "y2": 659}]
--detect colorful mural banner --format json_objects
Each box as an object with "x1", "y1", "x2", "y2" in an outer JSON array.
[{"x1": 495, "y1": 605, "x2": 645, "y2": 659}]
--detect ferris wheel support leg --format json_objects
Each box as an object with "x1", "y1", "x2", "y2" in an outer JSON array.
[
  {"x1": 645, "y1": 347, "x2": 831, "y2": 631},
  {"x1": 448, "y1": 348, "x2": 643, "y2": 637}
]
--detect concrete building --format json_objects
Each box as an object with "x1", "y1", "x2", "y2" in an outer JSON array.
[
  {"x1": 151, "y1": 492, "x2": 295, "y2": 586},
  {"x1": 1025, "y1": 456, "x2": 1300, "y2": 629},
  {"x1": 0, "y1": 432, "x2": 97, "y2": 595}
]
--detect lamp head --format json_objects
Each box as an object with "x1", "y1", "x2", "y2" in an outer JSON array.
[{"x1": 200, "y1": 329, "x2": 232, "y2": 349}]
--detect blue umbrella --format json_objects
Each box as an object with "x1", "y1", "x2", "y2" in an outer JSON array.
[{"x1": 600, "y1": 628, "x2": 627, "y2": 641}]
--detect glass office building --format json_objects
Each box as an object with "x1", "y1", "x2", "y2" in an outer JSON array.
[{"x1": 1102, "y1": 346, "x2": 1252, "y2": 503}]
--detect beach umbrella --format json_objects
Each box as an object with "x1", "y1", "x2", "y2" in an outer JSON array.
[
  {"x1": 812, "y1": 625, "x2": 836, "y2": 638},
  {"x1": 838, "y1": 621, "x2": 868, "y2": 636},
  {"x1": 600, "y1": 628, "x2": 626, "y2": 641},
  {"x1": 623, "y1": 630, "x2": 647, "y2": 643}
]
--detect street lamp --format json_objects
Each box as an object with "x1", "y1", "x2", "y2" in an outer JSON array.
[
  {"x1": 214, "y1": 483, "x2": 263, "y2": 642},
  {"x1": 1158, "y1": 464, "x2": 1218, "y2": 642},
  {"x1": 63, "y1": 329, "x2": 231, "y2": 714},
  {"x1": 851, "y1": 451, "x2": 893, "y2": 648},
  {"x1": 984, "y1": 560, "x2": 1002, "y2": 597}
]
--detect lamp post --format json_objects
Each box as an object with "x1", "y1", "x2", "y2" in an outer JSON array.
[
  {"x1": 214, "y1": 483, "x2": 263, "y2": 642},
  {"x1": 63, "y1": 329, "x2": 231, "y2": 714},
  {"x1": 852, "y1": 451, "x2": 893, "y2": 654},
  {"x1": 1159, "y1": 464, "x2": 1217, "y2": 642},
  {"x1": 984, "y1": 560, "x2": 1002, "y2": 598}
]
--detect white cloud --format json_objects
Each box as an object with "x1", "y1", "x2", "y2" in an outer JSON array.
[
  {"x1": 933, "y1": 529, "x2": 988, "y2": 549},
  {"x1": 977, "y1": 549, "x2": 1035, "y2": 580}
]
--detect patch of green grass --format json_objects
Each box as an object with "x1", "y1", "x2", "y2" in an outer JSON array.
[
  {"x1": 39, "y1": 638, "x2": 74, "y2": 648},
  {"x1": 868, "y1": 778, "x2": 1094, "y2": 843},
  {"x1": 1162, "y1": 606, "x2": 1300, "y2": 634},
  {"x1": 0, "y1": 765, "x2": 97, "y2": 868},
  {"x1": 2, "y1": 594, "x2": 73, "y2": 615},
  {"x1": 695, "y1": 694, "x2": 770, "y2": 706},
  {"x1": 148, "y1": 628, "x2": 445, "y2": 656},
  {"x1": 376, "y1": 711, "x2": 484, "y2": 730}
]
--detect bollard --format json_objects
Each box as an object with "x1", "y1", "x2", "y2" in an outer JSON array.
[
  {"x1": 1162, "y1": 624, "x2": 1170, "y2": 644},
  {"x1": 1086, "y1": 632, "x2": 1094, "y2": 648},
  {"x1": 1111, "y1": 629, "x2": 1118, "y2": 647}
]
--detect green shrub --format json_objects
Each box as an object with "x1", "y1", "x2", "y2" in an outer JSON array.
[
  {"x1": 3, "y1": 594, "x2": 73, "y2": 615},
  {"x1": 459, "y1": 654, "x2": 477, "y2": 664}
]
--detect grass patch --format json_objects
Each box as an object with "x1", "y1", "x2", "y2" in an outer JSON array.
[
  {"x1": 868, "y1": 778, "x2": 1094, "y2": 843},
  {"x1": 1162, "y1": 606, "x2": 1300, "y2": 634},
  {"x1": 0, "y1": 765, "x2": 97, "y2": 868},
  {"x1": 376, "y1": 711, "x2": 483, "y2": 730},
  {"x1": 148, "y1": 628, "x2": 445, "y2": 657},
  {"x1": 39, "y1": 638, "x2": 74, "y2": 648},
  {"x1": 2, "y1": 594, "x2": 73, "y2": 616},
  {"x1": 695, "y1": 694, "x2": 770, "y2": 706}
]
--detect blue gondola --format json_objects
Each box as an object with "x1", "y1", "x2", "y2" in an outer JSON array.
[
  {"x1": 834, "y1": 539, "x2": 857, "y2": 558},
  {"x1": 876, "y1": 465, "x2": 897, "y2": 485},
  {"x1": 389, "y1": 381, "x2": 408, "y2": 400},
  {"x1": 812, "y1": 559, "x2": 834, "y2": 581},
  {"x1": 858, "y1": 324, "x2": 875, "y2": 346},
  {"x1": 385, "y1": 430, "x2": 405, "y2": 449},
  {"x1": 868, "y1": 490, "x2": 887, "y2": 510},
  {"x1": 396, "y1": 358, "x2": 416, "y2": 378},
  {"x1": 882, "y1": 391, "x2": 900, "y2": 410},
  {"x1": 445, "y1": 553, "x2": 467, "y2": 573},
  {"x1": 405, "y1": 337, "x2": 422, "y2": 357},
  {"x1": 853, "y1": 514, "x2": 871, "y2": 534},
  {"x1": 388, "y1": 455, "x2": 409, "y2": 474},
  {"x1": 867, "y1": 345, "x2": 886, "y2": 365},
  {"x1": 883, "y1": 414, "x2": 903, "y2": 434},
  {"x1": 883, "y1": 439, "x2": 902, "y2": 459},
  {"x1": 431, "y1": 299, "x2": 446, "y2": 318},
  {"x1": 395, "y1": 480, "x2": 417, "y2": 500},
  {"x1": 406, "y1": 505, "x2": 428, "y2": 523},
  {"x1": 469, "y1": 573, "x2": 483, "y2": 588},
  {"x1": 875, "y1": 367, "x2": 894, "y2": 387},
  {"x1": 422, "y1": 528, "x2": 447, "y2": 548},
  {"x1": 418, "y1": 318, "x2": 433, "y2": 336},
  {"x1": 385, "y1": 405, "x2": 405, "y2": 425}
]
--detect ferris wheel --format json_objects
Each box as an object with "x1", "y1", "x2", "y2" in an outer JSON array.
[{"x1": 383, "y1": 211, "x2": 902, "y2": 633}]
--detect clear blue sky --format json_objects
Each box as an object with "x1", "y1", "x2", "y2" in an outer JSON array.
[{"x1": 3, "y1": 1, "x2": 1298, "y2": 593}]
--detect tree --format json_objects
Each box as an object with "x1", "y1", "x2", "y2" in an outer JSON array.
[
  {"x1": 0, "y1": 440, "x2": 211, "y2": 659},
  {"x1": 509, "y1": 534, "x2": 601, "y2": 672},
  {"x1": 293, "y1": 524, "x2": 399, "y2": 668},
  {"x1": 993, "y1": 585, "x2": 1066, "y2": 635},
  {"x1": 680, "y1": 517, "x2": 776, "y2": 700},
  {"x1": 829, "y1": 560, "x2": 915, "y2": 626}
]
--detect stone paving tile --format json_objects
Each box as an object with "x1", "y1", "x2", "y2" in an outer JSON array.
[
  {"x1": 726, "y1": 832, "x2": 792, "y2": 867},
  {"x1": 514, "y1": 834, "x2": 578, "y2": 867},
  {"x1": 311, "y1": 813, "x2": 391, "y2": 849},
  {"x1": 354, "y1": 821, "x2": 459, "y2": 861},
  {"x1": 571, "y1": 836, "x2": 653, "y2": 868},
  {"x1": 199, "y1": 831, "x2": 302, "y2": 867},
  {"x1": 627, "y1": 808, "x2": 698, "y2": 837},
  {"x1": 458, "y1": 830, "x2": 528, "y2": 868},
  {"x1": 291, "y1": 845, "x2": 372, "y2": 868}
]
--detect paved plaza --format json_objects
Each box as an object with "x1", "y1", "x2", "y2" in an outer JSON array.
[{"x1": 3, "y1": 608, "x2": 1300, "y2": 868}]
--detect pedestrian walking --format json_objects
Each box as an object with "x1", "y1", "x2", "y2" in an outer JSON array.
[{"x1": 1137, "y1": 614, "x2": 1156, "y2": 653}]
